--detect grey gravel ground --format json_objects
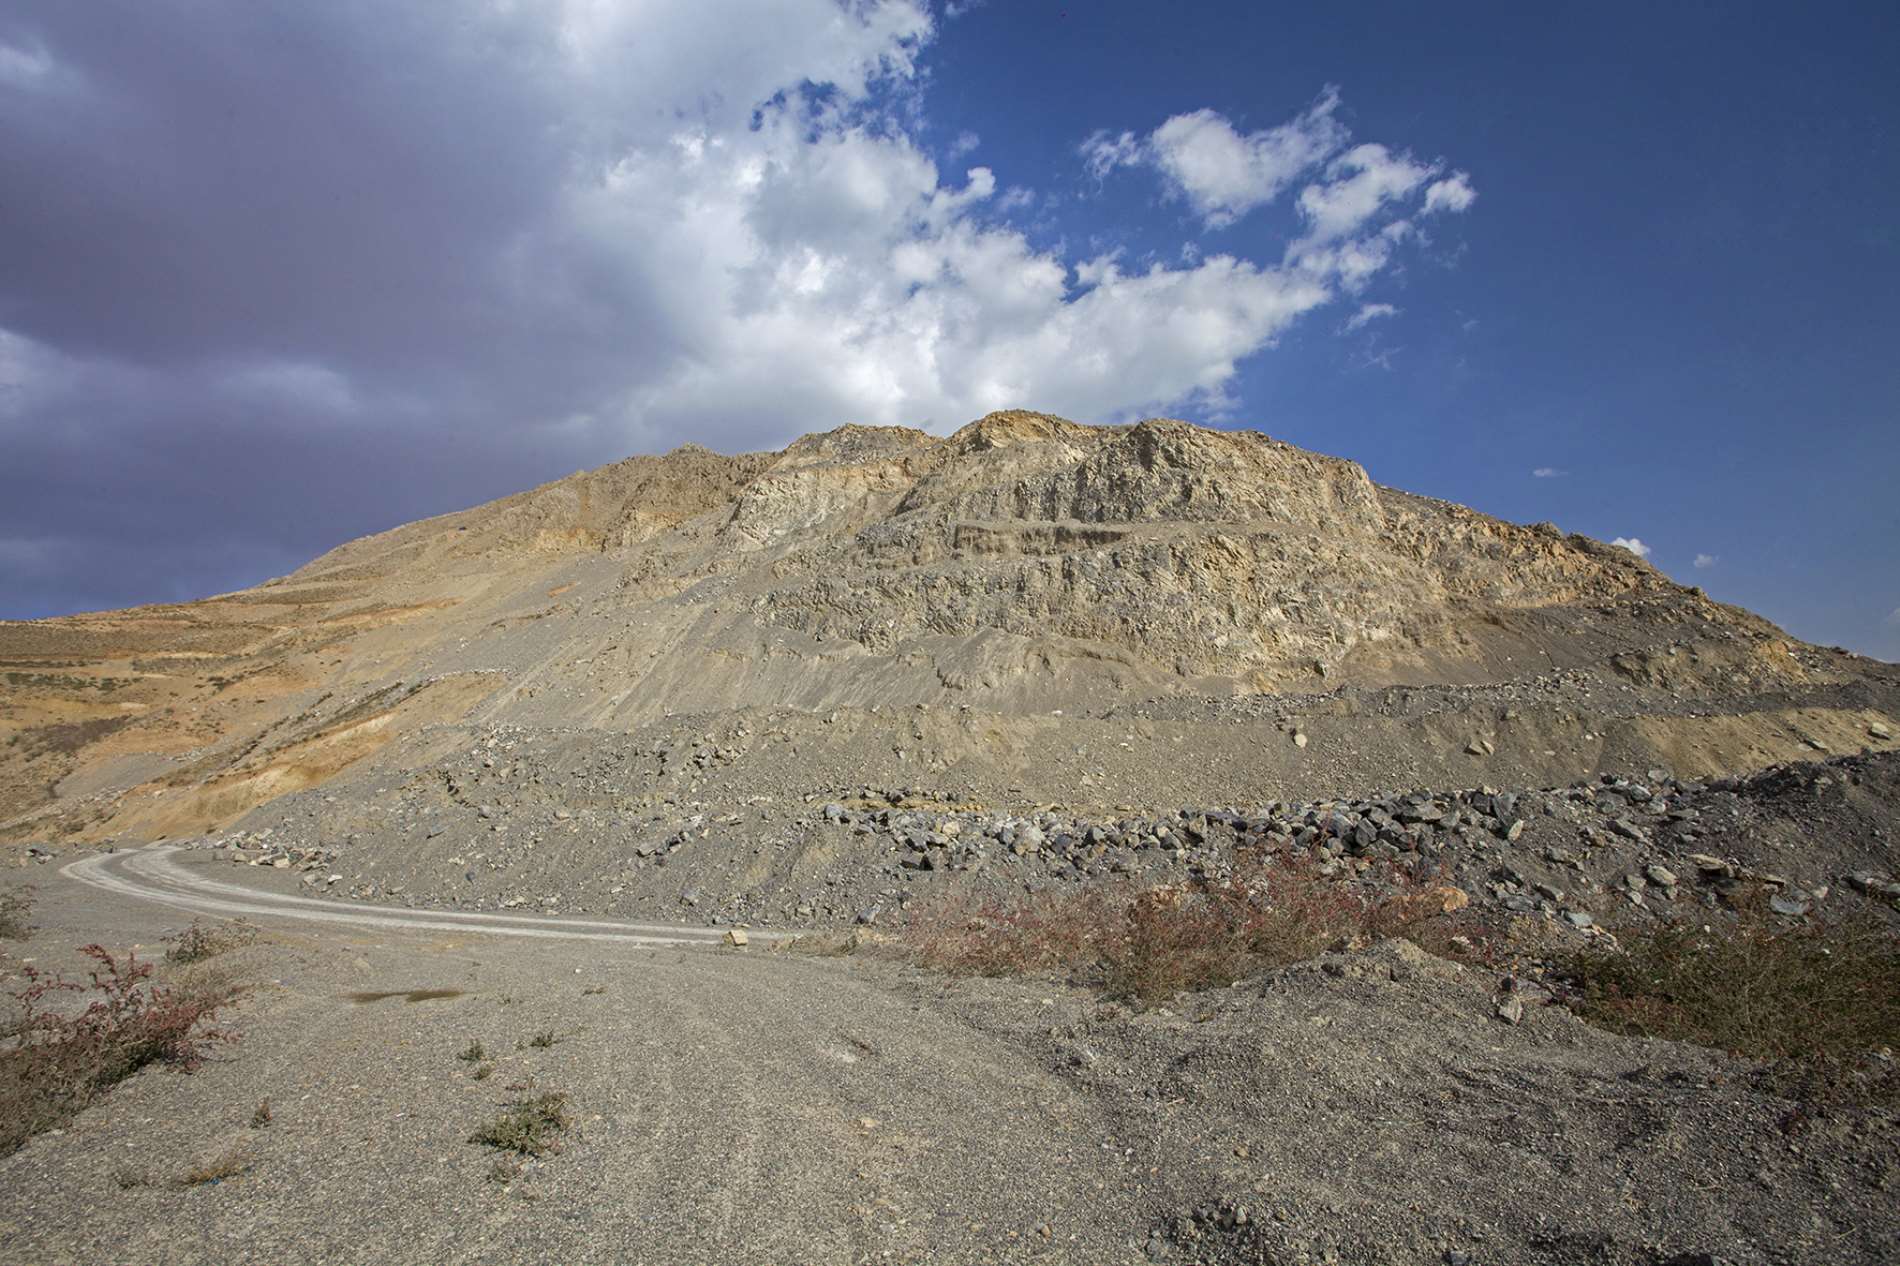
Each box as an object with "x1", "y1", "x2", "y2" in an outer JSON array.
[{"x1": 2, "y1": 854, "x2": 1897, "y2": 1265}]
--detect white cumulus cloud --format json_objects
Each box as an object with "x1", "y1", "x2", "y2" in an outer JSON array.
[
  {"x1": 1532, "y1": 467, "x2": 1566, "y2": 478},
  {"x1": 1611, "y1": 537, "x2": 1652, "y2": 559},
  {"x1": 1293, "y1": 144, "x2": 1436, "y2": 246},
  {"x1": 1694, "y1": 553, "x2": 1718, "y2": 569},
  {"x1": 1143, "y1": 90, "x2": 1347, "y2": 228},
  {"x1": 1082, "y1": 88, "x2": 1347, "y2": 229},
  {"x1": 1423, "y1": 171, "x2": 1477, "y2": 214}
]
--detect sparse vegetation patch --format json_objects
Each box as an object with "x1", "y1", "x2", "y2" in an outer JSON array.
[
  {"x1": 13, "y1": 716, "x2": 133, "y2": 759},
  {"x1": 164, "y1": 918, "x2": 258, "y2": 964},
  {"x1": 469, "y1": 1092, "x2": 571, "y2": 1157},
  {"x1": 0, "y1": 945, "x2": 243, "y2": 1154},
  {"x1": 902, "y1": 859, "x2": 1460, "y2": 1006},
  {"x1": 1560, "y1": 909, "x2": 1900, "y2": 1062}
]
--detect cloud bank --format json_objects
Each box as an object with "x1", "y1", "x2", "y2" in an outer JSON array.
[{"x1": 0, "y1": 2, "x2": 1474, "y2": 617}]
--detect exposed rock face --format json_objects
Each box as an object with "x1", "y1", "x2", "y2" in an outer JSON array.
[{"x1": 1, "y1": 410, "x2": 1893, "y2": 841}]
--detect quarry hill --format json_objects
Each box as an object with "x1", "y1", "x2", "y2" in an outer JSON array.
[{"x1": 2, "y1": 410, "x2": 1894, "y2": 844}]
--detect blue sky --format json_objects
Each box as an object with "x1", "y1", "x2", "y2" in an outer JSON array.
[{"x1": 2, "y1": 1, "x2": 1896, "y2": 656}]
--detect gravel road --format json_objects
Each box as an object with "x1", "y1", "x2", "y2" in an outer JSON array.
[{"x1": 62, "y1": 845, "x2": 782, "y2": 948}]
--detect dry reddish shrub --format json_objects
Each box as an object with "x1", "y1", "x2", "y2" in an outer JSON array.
[
  {"x1": 1561, "y1": 910, "x2": 1900, "y2": 1061},
  {"x1": 903, "y1": 885, "x2": 1122, "y2": 978},
  {"x1": 0, "y1": 945, "x2": 243, "y2": 1154},
  {"x1": 903, "y1": 856, "x2": 1462, "y2": 1005}
]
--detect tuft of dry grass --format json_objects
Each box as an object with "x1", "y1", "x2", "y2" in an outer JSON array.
[
  {"x1": 1560, "y1": 909, "x2": 1900, "y2": 1062},
  {"x1": 164, "y1": 919, "x2": 258, "y2": 965},
  {"x1": 902, "y1": 857, "x2": 1464, "y2": 1006},
  {"x1": 179, "y1": 1146, "x2": 253, "y2": 1186},
  {"x1": 0, "y1": 945, "x2": 243, "y2": 1155},
  {"x1": 469, "y1": 1092, "x2": 571, "y2": 1157}
]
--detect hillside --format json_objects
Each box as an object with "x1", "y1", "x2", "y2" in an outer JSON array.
[{"x1": 2, "y1": 411, "x2": 1894, "y2": 853}]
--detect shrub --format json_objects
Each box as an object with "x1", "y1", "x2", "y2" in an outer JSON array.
[
  {"x1": 469, "y1": 1092, "x2": 571, "y2": 1157},
  {"x1": 458, "y1": 1040, "x2": 486, "y2": 1063},
  {"x1": 164, "y1": 919, "x2": 258, "y2": 964},
  {"x1": 903, "y1": 857, "x2": 1456, "y2": 1006},
  {"x1": 0, "y1": 886, "x2": 33, "y2": 940},
  {"x1": 1560, "y1": 910, "x2": 1900, "y2": 1062},
  {"x1": 0, "y1": 945, "x2": 243, "y2": 1154}
]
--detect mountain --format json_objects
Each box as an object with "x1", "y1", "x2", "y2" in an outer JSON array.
[{"x1": 3, "y1": 411, "x2": 1894, "y2": 846}]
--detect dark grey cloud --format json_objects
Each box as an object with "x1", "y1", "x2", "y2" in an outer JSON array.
[{"x1": 0, "y1": 2, "x2": 1461, "y2": 619}]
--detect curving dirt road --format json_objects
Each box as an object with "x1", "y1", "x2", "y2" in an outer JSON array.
[
  {"x1": 7, "y1": 846, "x2": 1159, "y2": 1266},
  {"x1": 62, "y1": 844, "x2": 785, "y2": 948}
]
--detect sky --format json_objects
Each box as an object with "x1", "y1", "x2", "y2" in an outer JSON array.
[{"x1": 1, "y1": 1, "x2": 1896, "y2": 658}]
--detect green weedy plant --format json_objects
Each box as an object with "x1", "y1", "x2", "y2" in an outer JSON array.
[{"x1": 469, "y1": 1092, "x2": 572, "y2": 1157}]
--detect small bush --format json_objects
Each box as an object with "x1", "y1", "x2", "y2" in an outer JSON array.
[
  {"x1": 469, "y1": 1092, "x2": 571, "y2": 1157},
  {"x1": 0, "y1": 945, "x2": 243, "y2": 1154},
  {"x1": 458, "y1": 1040, "x2": 486, "y2": 1063},
  {"x1": 0, "y1": 886, "x2": 33, "y2": 940},
  {"x1": 164, "y1": 919, "x2": 258, "y2": 964},
  {"x1": 903, "y1": 858, "x2": 1453, "y2": 1006},
  {"x1": 1561, "y1": 911, "x2": 1900, "y2": 1062},
  {"x1": 250, "y1": 1097, "x2": 272, "y2": 1128},
  {"x1": 524, "y1": 1029, "x2": 558, "y2": 1049}
]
